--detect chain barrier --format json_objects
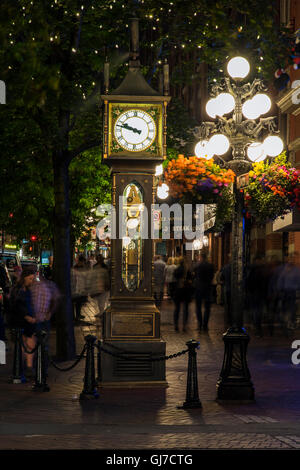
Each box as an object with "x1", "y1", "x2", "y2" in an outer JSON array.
[
  {"x1": 50, "y1": 345, "x2": 87, "y2": 372},
  {"x1": 11, "y1": 324, "x2": 201, "y2": 409},
  {"x1": 97, "y1": 342, "x2": 189, "y2": 362}
]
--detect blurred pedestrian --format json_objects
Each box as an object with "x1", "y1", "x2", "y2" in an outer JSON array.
[
  {"x1": 9, "y1": 266, "x2": 37, "y2": 378},
  {"x1": 277, "y1": 254, "x2": 300, "y2": 330},
  {"x1": 165, "y1": 257, "x2": 177, "y2": 300},
  {"x1": 220, "y1": 257, "x2": 232, "y2": 328},
  {"x1": 88, "y1": 253, "x2": 97, "y2": 269},
  {"x1": 247, "y1": 255, "x2": 268, "y2": 337},
  {"x1": 11, "y1": 265, "x2": 22, "y2": 286},
  {"x1": 265, "y1": 256, "x2": 282, "y2": 335},
  {"x1": 154, "y1": 256, "x2": 166, "y2": 309},
  {"x1": 43, "y1": 255, "x2": 53, "y2": 281},
  {"x1": 89, "y1": 254, "x2": 110, "y2": 318},
  {"x1": 30, "y1": 272, "x2": 60, "y2": 337},
  {"x1": 0, "y1": 264, "x2": 11, "y2": 341},
  {"x1": 193, "y1": 253, "x2": 214, "y2": 331},
  {"x1": 173, "y1": 257, "x2": 193, "y2": 332},
  {"x1": 71, "y1": 255, "x2": 89, "y2": 322}
]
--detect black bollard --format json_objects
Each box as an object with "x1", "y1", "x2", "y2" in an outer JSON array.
[
  {"x1": 33, "y1": 330, "x2": 50, "y2": 392},
  {"x1": 178, "y1": 339, "x2": 202, "y2": 409},
  {"x1": 80, "y1": 335, "x2": 99, "y2": 400},
  {"x1": 12, "y1": 328, "x2": 26, "y2": 384}
]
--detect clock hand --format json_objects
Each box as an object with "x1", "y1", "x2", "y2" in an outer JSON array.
[{"x1": 117, "y1": 123, "x2": 142, "y2": 134}]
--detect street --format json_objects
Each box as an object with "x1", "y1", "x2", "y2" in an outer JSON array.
[{"x1": 0, "y1": 298, "x2": 300, "y2": 450}]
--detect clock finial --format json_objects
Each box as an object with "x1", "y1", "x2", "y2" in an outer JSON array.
[{"x1": 129, "y1": 17, "x2": 140, "y2": 70}]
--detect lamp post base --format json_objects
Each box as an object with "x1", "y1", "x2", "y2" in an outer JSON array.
[{"x1": 216, "y1": 327, "x2": 255, "y2": 402}]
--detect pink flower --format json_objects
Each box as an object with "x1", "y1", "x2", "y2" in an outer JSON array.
[{"x1": 213, "y1": 189, "x2": 219, "y2": 193}]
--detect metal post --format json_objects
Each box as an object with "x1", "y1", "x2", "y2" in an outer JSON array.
[
  {"x1": 33, "y1": 330, "x2": 50, "y2": 392},
  {"x1": 12, "y1": 328, "x2": 25, "y2": 384},
  {"x1": 80, "y1": 335, "x2": 99, "y2": 400},
  {"x1": 178, "y1": 340, "x2": 202, "y2": 409},
  {"x1": 216, "y1": 327, "x2": 255, "y2": 402},
  {"x1": 96, "y1": 340, "x2": 101, "y2": 384},
  {"x1": 216, "y1": 174, "x2": 255, "y2": 402}
]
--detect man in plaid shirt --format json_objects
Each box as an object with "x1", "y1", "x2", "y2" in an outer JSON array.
[{"x1": 30, "y1": 274, "x2": 60, "y2": 333}]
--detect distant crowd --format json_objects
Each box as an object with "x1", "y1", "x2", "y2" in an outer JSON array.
[
  {"x1": 0, "y1": 249, "x2": 299, "y2": 379},
  {"x1": 154, "y1": 252, "x2": 300, "y2": 336}
]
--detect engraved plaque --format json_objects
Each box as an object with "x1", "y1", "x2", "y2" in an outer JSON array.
[{"x1": 111, "y1": 313, "x2": 154, "y2": 338}]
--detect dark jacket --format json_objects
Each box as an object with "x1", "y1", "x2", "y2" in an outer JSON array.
[
  {"x1": 193, "y1": 261, "x2": 214, "y2": 292},
  {"x1": 174, "y1": 264, "x2": 194, "y2": 301},
  {"x1": 9, "y1": 286, "x2": 35, "y2": 335}
]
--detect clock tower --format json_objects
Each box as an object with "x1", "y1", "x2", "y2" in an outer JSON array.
[{"x1": 99, "y1": 18, "x2": 171, "y2": 387}]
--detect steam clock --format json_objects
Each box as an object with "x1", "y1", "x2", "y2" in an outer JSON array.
[{"x1": 99, "y1": 19, "x2": 171, "y2": 387}]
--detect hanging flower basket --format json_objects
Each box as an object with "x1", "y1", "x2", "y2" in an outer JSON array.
[
  {"x1": 164, "y1": 154, "x2": 236, "y2": 230},
  {"x1": 241, "y1": 152, "x2": 300, "y2": 224}
]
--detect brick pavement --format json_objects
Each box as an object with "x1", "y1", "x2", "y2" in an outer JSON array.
[{"x1": 1, "y1": 297, "x2": 300, "y2": 449}]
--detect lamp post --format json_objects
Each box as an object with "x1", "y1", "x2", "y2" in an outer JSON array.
[{"x1": 194, "y1": 56, "x2": 284, "y2": 402}]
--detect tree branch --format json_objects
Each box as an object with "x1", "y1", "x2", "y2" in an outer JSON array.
[{"x1": 69, "y1": 139, "x2": 102, "y2": 162}]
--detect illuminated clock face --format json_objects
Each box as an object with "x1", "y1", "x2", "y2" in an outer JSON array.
[{"x1": 114, "y1": 109, "x2": 156, "y2": 152}]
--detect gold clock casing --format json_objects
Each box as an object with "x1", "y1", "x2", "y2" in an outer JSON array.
[{"x1": 107, "y1": 102, "x2": 163, "y2": 158}]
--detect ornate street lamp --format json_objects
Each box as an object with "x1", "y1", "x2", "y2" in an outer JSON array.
[{"x1": 194, "y1": 56, "x2": 284, "y2": 402}]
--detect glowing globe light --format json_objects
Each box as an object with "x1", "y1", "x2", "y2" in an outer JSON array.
[
  {"x1": 122, "y1": 237, "x2": 131, "y2": 247},
  {"x1": 209, "y1": 134, "x2": 230, "y2": 155},
  {"x1": 227, "y1": 56, "x2": 250, "y2": 79},
  {"x1": 193, "y1": 239, "x2": 202, "y2": 250},
  {"x1": 217, "y1": 93, "x2": 235, "y2": 114},
  {"x1": 157, "y1": 183, "x2": 169, "y2": 200},
  {"x1": 127, "y1": 218, "x2": 139, "y2": 229},
  {"x1": 251, "y1": 93, "x2": 271, "y2": 115},
  {"x1": 247, "y1": 142, "x2": 266, "y2": 162},
  {"x1": 242, "y1": 99, "x2": 261, "y2": 120},
  {"x1": 195, "y1": 140, "x2": 214, "y2": 159},
  {"x1": 263, "y1": 136, "x2": 284, "y2": 157},
  {"x1": 206, "y1": 98, "x2": 220, "y2": 118},
  {"x1": 155, "y1": 164, "x2": 163, "y2": 176}
]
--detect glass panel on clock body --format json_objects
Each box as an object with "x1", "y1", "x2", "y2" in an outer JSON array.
[{"x1": 122, "y1": 183, "x2": 144, "y2": 291}]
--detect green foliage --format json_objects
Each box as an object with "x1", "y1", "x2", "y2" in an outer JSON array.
[
  {"x1": 166, "y1": 98, "x2": 198, "y2": 154},
  {"x1": 69, "y1": 148, "x2": 111, "y2": 242},
  {"x1": 0, "y1": 0, "x2": 291, "y2": 244}
]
